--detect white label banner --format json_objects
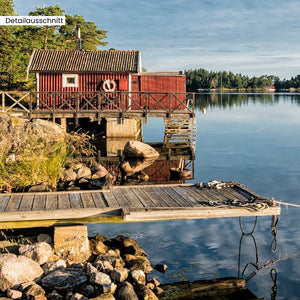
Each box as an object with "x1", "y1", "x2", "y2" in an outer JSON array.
[{"x1": 0, "y1": 16, "x2": 65, "y2": 26}]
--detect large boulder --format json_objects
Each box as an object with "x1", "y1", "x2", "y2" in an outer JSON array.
[
  {"x1": 40, "y1": 269, "x2": 88, "y2": 293},
  {"x1": 0, "y1": 254, "x2": 43, "y2": 292},
  {"x1": 123, "y1": 141, "x2": 159, "y2": 159}
]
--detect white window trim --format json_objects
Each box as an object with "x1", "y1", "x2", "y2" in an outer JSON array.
[{"x1": 62, "y1": 74, "x2": 78, "y2": 88}]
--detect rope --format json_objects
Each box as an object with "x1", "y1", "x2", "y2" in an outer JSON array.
[
  {"x1": 274, "y1": 200, "x2": 300, "y2": 208},
  {"x1": 208, "y1": 198, "x2": 269, "y2": 211}
]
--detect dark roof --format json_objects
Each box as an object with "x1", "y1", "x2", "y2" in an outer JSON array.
[{"x1": 28, "y1": 49, "x2": 141, "y2": 73}]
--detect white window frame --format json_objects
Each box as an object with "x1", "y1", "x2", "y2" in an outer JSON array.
[{"x1": 62, "y1": 74, "x2": 78, "y2": 88}]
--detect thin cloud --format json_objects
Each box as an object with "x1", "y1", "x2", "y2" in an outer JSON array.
[{"x1": 12, "y1": 0, "x2": 300, "y2": 78}]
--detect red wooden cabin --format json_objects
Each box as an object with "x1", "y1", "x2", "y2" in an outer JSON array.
[{"x1": 27, "y1": 49, "x2": 186, "y2": 111}]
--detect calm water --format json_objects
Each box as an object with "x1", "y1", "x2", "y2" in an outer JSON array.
[{"x1": 89, "y1": 93, "x2": 300, "y2": 300}]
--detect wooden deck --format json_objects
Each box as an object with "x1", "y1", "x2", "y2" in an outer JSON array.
[
  {"x1": 0, "y1": 183, "x2": 280, "y2": 229},
  {"x1": 1, "y1": 91, "x2": 195, "y2": 122}
]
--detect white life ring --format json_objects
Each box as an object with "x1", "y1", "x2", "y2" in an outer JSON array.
[{"x1": 102, "y1": 79, "x2": 117, "y2": 92}]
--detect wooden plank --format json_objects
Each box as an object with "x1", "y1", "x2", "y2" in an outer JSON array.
[
  {"x1": 123, "y1": 206, "x2": 281, "y2": 222},
  {"x1": 111, "y1": 188, "x2": 131, "y2": 207},
  {"x1": 19, "y1": 195, "x2": 34, "y2": 211},
  {"x1": 80, "y1": 193, "x2": 96, "y2": 209},
  {"x1": 142, "y1": 187, "x2": 170, "y2": 207},
  {"x1": 129, "y1": 187, "x2": 156, "y2": 207},
  {"x1": 185, "y1": 186, "x2": 211, "y2": 204},
  {"x1": 169, "y1": 186, "x2": 199, "y2": 206},
  {"x1": 69, "y1": 193, "x2": 83, "y2": 209},
  {"x1": 163, "y1": 186, "x2": 193, "y2": 207},
  {"x1": 32, "y1": 194, "x2": 46, "y2": 211},
  {"x1": 204, "y1": 189, "x2": 230, "y2": 203},
  {"x1": 177, "y1": 186, "x2": 208, "y2": 206},
  {"x1": 101, "y1": 190, "x2": 120, "y2": 207},
  {"x1": 0, "y1": 196, "x2": 10, "y2": 212},
  {"x1": 190, "y1": 186, "x2": 222, "y2": 203},
  {"x1": 118, "y1": 188, "x2": 144, "y2": 208},
  {"x1": 223, "y1": 187, "x2": 251, "y2": 201},
  {"x1": 45, "y1": 194, "x2": 58, "y2": 210},
  {"x1": 58, "y1": 193, "x2": 71, "y2": 209},
  {"x1": 91, "y1": 192, "x2": 108, "y2": 208},
  {"x1": 149, "y1": 187, "x2": 180, "y2": 207},
  {"x1": 5, "y1": 195, "x2": 22, "y2": 212}
]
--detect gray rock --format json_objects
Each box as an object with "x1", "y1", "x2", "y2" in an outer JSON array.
[
  {"x1": 42, "y1": 260, "x2": 66, "y2": 275},
  {"x1": 0, "y1": 254, "x2": 43, "y2": 292},
  {"x1": 23, "y1": 284, "x2": 45, "y2": 297},
  {"x1": 46, "y1": 291, "x2": 64, "y2": 300},
  {"x1": 110, "y1": 268, "x2": 128, "y2": 282},
  {"x1": 90, "y1": 239, "x2": 107, "y2": 256},
  {"x1": 6, "y1": 289, "x2": 22, "y2": 299},
  {"x1": 40, "y1": 269, "x2": 88, "y2": 293},
  {"x1": 131, "y1": 270, "x2": 146, "y2": 285},
  {"x1": 90, "y1": 272, "x2": 111, "y2": 286},
  {"x1": 91, "y1": 164, "x2": 108, "y2": 179},
  {"x1": 94, "y1": 251, "x2": 124, "y2": 269},
  {"x1": 28, "y1": 183, "x2": 50, "y2": 193},
  {"x1": 154, "y1": 263, "x2": 168, "y2": 273},
  {"x1": 94, "y1": 260, "x2": 113, "y2": 274},
  {"x1": 86, "y1": 262, "x2": 98, "y2": 276},
  {"x1": 19, "y1": 281, "x2": 36, "y2": 291},
  {"x1": 76, "y1": 166, "x2": 91, "y2": 180},
  {"x1": 136, "y1": 286, "x2": 159, "y2": 300},
  {"x1": 78, "y1": 284, "x2": 95, "y2": 298},
  {"x1": 37, "y1": 234, "x2": 52, "y2": 244},
  {"x1": 19, "y1": 242, "x2": 53, "y2": 265},
  {"x1": 70, "y1": 293, "x2": 88, "y2": 300},
  {"x1": 126, "y1": 257, "x2": 153, "y2": 274},
  {"x1": 123, "y1": 141, "x2": 159, "y2": 159},
  {"x1": 63, "y1": 169, "x2": 77, "y2": 182},
  {"x1": 117, "y1": 282, "x2": 138, "y2": 300},
  {"x1": 89, "y1": 294, "x2": 116, "y2": 300}
]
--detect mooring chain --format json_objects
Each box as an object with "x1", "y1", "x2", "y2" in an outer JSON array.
[
  {"x1": 271, "y1": 216, "x2": 279, "y2": 253},
  {"x1": 270, "y1": 268, "x2": 278, "y2": 300}
]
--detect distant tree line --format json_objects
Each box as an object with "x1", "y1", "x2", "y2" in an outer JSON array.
[
  {"x1": 274, "y1": 75, "x2": 300, "y2": 90},
  {"x1": 185, "y1": 69, "x2": 278, "y2": 91},
  {"x1": 0, "y1": 0, "x2": 108, "y2": 90}
]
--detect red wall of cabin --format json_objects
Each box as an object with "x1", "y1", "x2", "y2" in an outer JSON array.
[
  {"x1": 37, "y1": 73, "x2": 186, "y2": 110},
  {"x1": 131, "y1": 74, "x2": 186, "y2": 110},
  {"x1": 38, "y1": 73, "x2": 129, "y2": 92}
]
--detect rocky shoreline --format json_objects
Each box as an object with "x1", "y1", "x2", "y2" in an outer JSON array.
[{"x1": 0, "y1": 229, "x2": 167, "y2": 300}]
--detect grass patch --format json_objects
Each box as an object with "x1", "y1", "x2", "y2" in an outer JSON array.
[{"x1": 0, "y1": 124, "x2": 94, "y2": 192}]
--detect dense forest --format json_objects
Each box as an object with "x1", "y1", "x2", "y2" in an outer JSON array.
[
  {"x1": 0, "y1": 0, "x2": 108, "y2": 90},
  {"x1": 186, "y1": 69, "x2": 300, "y2": 92}
]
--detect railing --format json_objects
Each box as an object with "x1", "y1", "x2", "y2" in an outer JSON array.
[{"x1": 1, "y1": 91, "x2": 195, "y2": 121}]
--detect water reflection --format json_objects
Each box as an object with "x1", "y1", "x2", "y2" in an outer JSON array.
[
  {"x1": 89, "y1": 94, "x2": 300, "y2": 299},
  {"x1": 195, "y1": 93, "x2": 300, "y2": 110},
  {"x1": 95, "y1": 118, "x2": 196, "y2": 185}
]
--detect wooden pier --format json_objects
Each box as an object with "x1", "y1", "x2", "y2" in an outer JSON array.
[
  {"x1": 1, "y1": 91, "x2": 195, "y2": 123},
  {"x1": 0, "y1": 183, "x2": 280, "y2": 229}
]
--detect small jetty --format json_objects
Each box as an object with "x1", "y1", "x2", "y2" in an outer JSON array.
[{"x1": 0, "y1": 182, "x2": 280, "y2": 229}]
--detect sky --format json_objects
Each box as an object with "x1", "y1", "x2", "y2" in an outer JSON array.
[{"x1": 12, "y1": 0, "x2": 300, "y2": 79}]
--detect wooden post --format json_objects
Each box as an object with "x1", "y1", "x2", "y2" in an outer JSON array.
[
  {"x1": 2, "y1": 92, "x2": 5, "y2": 112},
  {"x1": 29, "y1": 92, "x2": 32, "y2": 119},
  {"x1": 75, "y1": 93, "x2": 79, "y2": 126},
  {"x1": 60, "y1": 118, "x2": 67, "y2": 131}
]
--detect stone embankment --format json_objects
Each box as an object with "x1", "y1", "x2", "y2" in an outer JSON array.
[{"x1": 0, "y1": 227, "x2": 167, "y2": 300}]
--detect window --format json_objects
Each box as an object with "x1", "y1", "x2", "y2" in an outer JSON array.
[{"x1": 62, "y1": 74, "x2": 78, "y2": 88}]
